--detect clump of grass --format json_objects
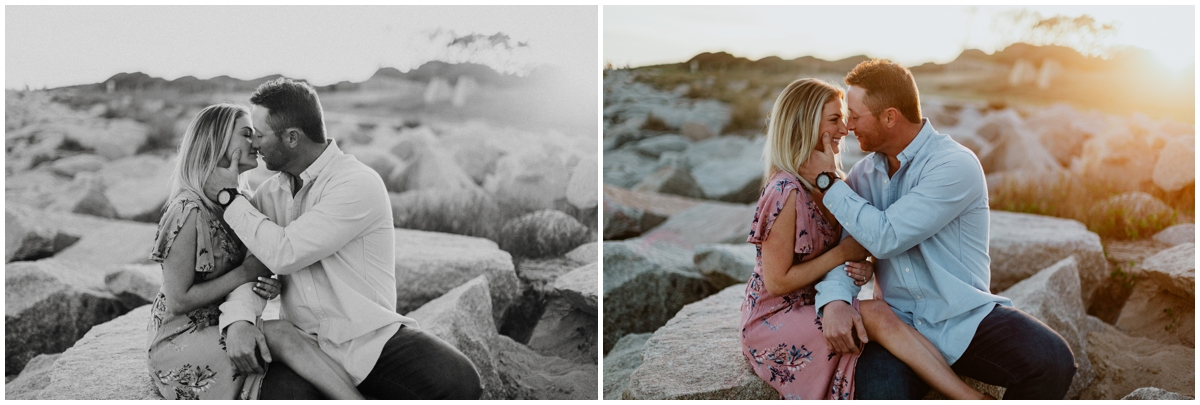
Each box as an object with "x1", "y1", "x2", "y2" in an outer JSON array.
[
  {"x1": 724, "y1": 92, "x2": 765, "y2": 134},
  {"x1": 498, "y1": 209, "x2": 592, "y2": 259},
  {"x1": 988, "y1": 171, "x2": 1182, "y2": 239},
  {"x1": 136, "y1": 114, "x2": 181, "y2": 154},
  {"x1": 392, "y1": 188, "x2": 511, "y2": 241},
  {"x1": 640, "y1": 112, "x2": 670, "y2": 132}
]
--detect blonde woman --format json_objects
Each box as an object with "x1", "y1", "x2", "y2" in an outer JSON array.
[
  {"x1": 739, "y1": 79, "x2": 990, "y2": 400},
  {"x1": 147, "y1": 104, "x2": 362, "y2": 400}
]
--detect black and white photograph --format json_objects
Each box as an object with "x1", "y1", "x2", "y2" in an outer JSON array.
[{"x1": 6, "y1": 5, "x2": 598, "y2": 400}]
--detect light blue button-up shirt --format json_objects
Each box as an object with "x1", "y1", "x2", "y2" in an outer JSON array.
[{"x1": 815, "y1": 119, "x2": 1011, "y2": 365}]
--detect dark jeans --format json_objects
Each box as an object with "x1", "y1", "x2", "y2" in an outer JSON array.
[
  {"x1": 259, "y1": 325, "x2": 483, "y2": 400},
  {"x1": 855, "y1": 305, "x2": 1076, "y2": 400}
]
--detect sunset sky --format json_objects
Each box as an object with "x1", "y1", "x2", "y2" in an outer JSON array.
[
  {"x1": 6, "y1": 6, "x2": 596, "y2": 89},
  {"x1": 604, "y1": 5, "x2": 1194, "y2": 73}
]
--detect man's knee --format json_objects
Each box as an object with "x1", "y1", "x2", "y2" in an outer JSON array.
[
  {"x1": 436, "y1": 348, "x2": 483, "y2": 399},
  {"x1": 259, "y1": 362, "x2": 325, "y2": 400},
  {"x1": 854, "y1": 342, "x2": 929, "y2": 400}
]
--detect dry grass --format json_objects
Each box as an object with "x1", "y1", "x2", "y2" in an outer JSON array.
[{"x1": 988, "y1": 171, "x2": 1186, "y2": 239}]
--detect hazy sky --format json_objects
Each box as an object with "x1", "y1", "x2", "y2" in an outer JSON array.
[
  {"x1": 6, "y1": 6, "x2": 597, "y2": 89},
  {"x1": 605, "y1": 5, "x2": 1194, "y2": 72}
]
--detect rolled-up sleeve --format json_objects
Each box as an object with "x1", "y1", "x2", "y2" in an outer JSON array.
[
  {"x1": 219, "y1": 282, "x2": 265, "y2": 332},
  {"x1": 223, "y1": 172, "x2": 386, "y2": 275},
  {"x1": 823, "y1": 152, "x2": 984, "y2": 259}
]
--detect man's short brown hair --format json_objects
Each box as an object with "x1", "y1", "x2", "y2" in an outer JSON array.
[{"x1": 844, "y1": 59, "x2": 922, "y2": 124}]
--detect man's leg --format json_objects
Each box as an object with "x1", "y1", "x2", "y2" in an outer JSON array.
[
  {"x1": 356, "y1": 325, "x2": 483, "y2": 400},
  {"x1": 951, "y1": 305, "x2": 1076, "y2": 399},
  {"x1": 258, "y1": 362, "x2": 326, "y2": 400},
  {"x1": 854, "y1": 341, "x2": 931, "y2": 399}
]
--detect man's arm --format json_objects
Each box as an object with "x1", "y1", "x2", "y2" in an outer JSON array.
[
  {"x1": 224, "y1": 171, "x2": 387, "y2": 275},
  {"x1": 823, "y1": 151, "x2": 984, "y2": 259}
]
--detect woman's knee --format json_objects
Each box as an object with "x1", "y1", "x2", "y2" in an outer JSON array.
[
  {"x1": 859, "y1": 300, "x2": 900, "y2": 333},
  {"x1": 262, "y1": 319, "x2": 305, "y2": 354}
]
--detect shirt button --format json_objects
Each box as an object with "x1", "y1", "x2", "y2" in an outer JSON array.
[
  {"x1": 905, "y1": 268, "x2": 911, "y2": 272},
  {"x1": 917, "y1": 320, "x2": 923, "y2": 325},
  {"x1": 307, "y1": 287, "x2": 313, "y2": 292},
  {"x1": 916, "y1": 295, "x2": 922, "y2": 300}
]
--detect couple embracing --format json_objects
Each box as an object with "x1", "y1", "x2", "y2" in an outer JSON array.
[
  {"x1": 145, "y1": 78, "x2": 483, "y2": 399},
  {"x1": 739, "y1": 59, "x2": 1077, "y2": 400}
]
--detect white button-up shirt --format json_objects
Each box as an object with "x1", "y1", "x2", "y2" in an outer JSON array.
[{"x1": 218, "y1": 139, "x2": 416, "y2": 384}]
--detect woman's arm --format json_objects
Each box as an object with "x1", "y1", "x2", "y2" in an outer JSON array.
[
  {"x1": 160, "y1": 209, "x2": 271, "y2": 315},
  {"x1": 760, "y1": 191, "x2": 870, "y2": 296}
]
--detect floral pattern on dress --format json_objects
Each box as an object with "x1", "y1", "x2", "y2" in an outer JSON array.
[
  {"x1": 147, "y1": 191, "x2": 256, "y2": 400},
  {"x1": 741, "y1": 171, "x2": 857, "y2": 400}
]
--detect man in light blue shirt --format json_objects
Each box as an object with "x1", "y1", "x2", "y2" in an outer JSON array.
[{"x1": 798, "y1": 59, "x2": 1075, "y2": 399}]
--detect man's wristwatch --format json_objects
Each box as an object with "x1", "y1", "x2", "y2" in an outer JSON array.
[
  {"x1": 816, "y1": 172, "x2": 841, "y2": 193},
  {"x1": 216, "y1": 188, "x2": 241, "y2": 208}
]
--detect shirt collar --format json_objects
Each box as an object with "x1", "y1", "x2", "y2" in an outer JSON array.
[
  {"x1": 299, "y1": 138, "x2": 340, "y2": 185},
  {"x1": 896, "y1": 118, "x2": 935, "y2": 165}
]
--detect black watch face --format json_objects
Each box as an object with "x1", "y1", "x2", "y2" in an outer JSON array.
[{"x1": 817, "y1": 174, "x2": 830, "y2": 189}]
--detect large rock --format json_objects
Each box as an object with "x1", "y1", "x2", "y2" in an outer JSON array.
[
  {"x1": 693, "y1": 243, "x2": 756, "y2": 289},
  {"x1": 484, "y1": 148, "x2": 571, "y2": 211},
  {"x1": 1152, "y1": 135, "x2": 1194, "y2": 192},
  {"x1": 5, "y1": 205, "x2": 80, "y2": 263},
  {"x1": 633, "y1": 134, "x2": 691, "y2": 157},
  {"x1": 47, "y1": 153, "x2": 108, "y2": 178},
  {"x1": 975, "y1": 110, "x2": 1060, "y2": 174},
  {"x1": 1072, "y1": 123, "x2": 1168, "y2": 194},
  {"x1": 1116, "y1": 244, "x2": 1194, "y2": 348},
  {"x1": 95, "y1": 155, "x2": 174, "y2": 223},
  {"x1": 6, "y1": 259, "x2": 135, "y2": 375},
  {"x1": 684, "y1": 136, "x2": 766, "y2": 203},
  {"x1": 394, "y1": 229, "x2": 519, "y2": 328},
  {"x1": 639, "y1": 202, "x2": 756, "y2": 251},
  {"x1": 36, "y1": 305, "x2": 160, "y2": 400},
  {"x1": 603, "y1": 148, "x2": 659, "y2": 189},
  {"x1": 1080, "y1": 327, "x2": 1194, "y2": 399},
  {"x1": 103, "y1": 264, "x2": 162, "y2": 305},
  {"x1": 566, "y1": 156, "x2": 599, "y2": 211},
  {"x1": 31, "y1": 206, "x2": 160, "y2": 267},
  {"x1": 5, "y1": 353, "x2": 60, "y2": 399},
  {"x1": 527, "y1": 263, "x2": 599, "y2": 365},
  {"x1": 343, "y1": 146, "x2": 407, "y2": 192},
  {"x1": 1122, "y1": 387, "x2": 1194, "y2": 400},
  {"x1": 602, "y1": 185, "x2": 703, "y2": 240},
  {"x1": 989, "y1": 211, "x2": 1107, "y2": 305},
  {"x1": 997, "y1": 256, "x2": 1093, "y2": 399},
  {"x1": 395, "y1": 147, "x2": 479, "y2": 193},
  {"x1": 632, "y1": 164, "x2": 705, "y2": 199},
  {"x1": 452, "y1": 142, "x2": 505, "y2": 186},
  {"x1": 603, "y1": 332, "x2": 652, "y2": 400},
  {"x1": 408, "y1": 276, "x2": 595, "y2": 400},
  {"x1": 498, "y1": 210, "x2": 592, "y2": 259},
  {"x1": 565, "y1": 242, "x2": 598, "y2": 264},
  {"x1": 603, "y1": 240, "x2": 716, "y2": 354},
  {"x1": 623, "y1": 284, "x2": 774, "y2": 399},
  {"x1": 553, "y1": 263, "x2": 598, "y2": 314},
  {"x1": 1153, "y1": 223, "x2": 1195, "y2": 246}
]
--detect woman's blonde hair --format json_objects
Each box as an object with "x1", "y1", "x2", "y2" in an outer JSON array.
[
  {"x1": 762, "y1": 78, "x2": 846, "y2": 191},
  {"x1": 166, "y1": 103, "x2": 250, "y2": 211}
]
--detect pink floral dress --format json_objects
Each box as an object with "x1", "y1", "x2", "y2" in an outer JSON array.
[
  {"x1": 741, "y1": 171, "x2": 860, "y2": 400},
  {"x1": 146, "y1": 190, "x2": 262, "y2": 400}
]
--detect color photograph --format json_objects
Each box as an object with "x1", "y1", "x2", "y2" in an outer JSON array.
[{"x1": 602, "y1": 5, "x2": 1194, "y2": 400}]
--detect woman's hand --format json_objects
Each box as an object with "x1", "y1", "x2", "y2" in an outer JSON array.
[
  {"x1": 846, "y1": 259, "x2": 874, "y2": 287},
  {"x1": 253, "y1": 276, "x2": 282, "y2": 300}
]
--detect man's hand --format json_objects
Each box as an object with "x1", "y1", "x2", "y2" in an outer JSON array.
[
  {"x1": 821, "y1": 300, "x2": 868, "y2": 354},
  {"x1": 203, "y1": 148, "x2": 241, "y2": 201},
  {"x1": 225, "y1": 320, "x2": 271, "y2": 375},
  {"x1": 799, "y1": 132, "x2": 837, "y2": 185}
]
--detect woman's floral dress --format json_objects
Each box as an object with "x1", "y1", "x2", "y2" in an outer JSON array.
[
  {"x1": 741, "y1": 171, "x2": 860, "y2": 400},
  {"x1": 147, "y1": 190, "x2": 261, "y2": 400}
]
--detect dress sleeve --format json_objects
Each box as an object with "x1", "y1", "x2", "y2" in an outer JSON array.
[
  {"x1": 149, "y1": 198, "x2": 217, "y2": 273},
  {"x1": 747, "y1": 175, "x2": 799, "y2": 244}
]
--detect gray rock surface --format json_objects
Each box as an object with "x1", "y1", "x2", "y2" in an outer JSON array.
[
  {"x1": 997, "y1": 256, "x2": 1093, "y2": 399},
  {"x1": 5, "y1": 205, "x2": 80, "y2": 263},
  {"x1": 1122, "y1": 387, "x2": 1194, "y2": 400},
  {"x1": 1080, "y1": 327, "x2": 1195, "y2": 399},
  {"x1": 632, "y1": 164, "x2": 705, "y2": 199},
  {"x1": 1136, "y1": 243, "x2": 1195, "y2": 299},
  {"x1": 5, "y1": 353, "x2": 60, "y2": 399},
  {"x1": 528, "y1": 263, "x2": 598, "y2": 364},
  {"x1": 36, "y1": 305, "x2": 161, "y2": 400},
  {"x1": 603, "y1": 148, "x2": 659, "y2": 189},
  {"x1": 603, "y1": 240, "x2": 716, "y2": 354},
  {"x1": 693, "y1": 243, "x2": 757, "y2": 289},
  {"x1": 484, "y1": 148, "x2": 570, "y2": 211},
  {"x1": 602, "y1": 185, "x2": 704, "y2": 240},
  {"x1": 989, "y1": 211, "x2": 1107, "y2": 305},
  {"x1": 603, "y1": 333, "x2": 651, "y2": 400},
  {"x1": 95, "y1": 155, "x2": 174, "y2": 223},
  {"x1": 397, "y1": 147, "x2": 480, "y2": 193},
  {"x1": 47, "y1": 153, "x2": 107, "y2": 178},
  {"x1": 1152, "y1": 135, "x2": 1194, "y2": 192},
  {"x1": 639, "y1": 202, "x2": 756, "y2": 250},
  {"x1": 103, "y1": 264, "x2": 162, "y2": 304},
  {"x1": 553, "y1": 263, "x2": 598, "y2": 314},
  {"x1": 46, "y1": 173, "x2": 121, "y2": 219},
  {"x1": 623, "y1": 284, "x2": 774, "y2": 399},
  {"x1": 6, "y1": 259, "x2": 135, "y2": 375},
  {"x1": 343, "y1": 146, "x2": 407, "y2": 192},
  {"x1": 684, "y1": 136, "x2": 766, "y2": 203},
  {"x1": 394, "y1": 229, "x2": 519, "y2": 328},
  {"x1": 18, "y1": 204, "x2": 160, "y2": 267},
  {"x1": 633, "y1": 134, "x2": 691, "y2": 157},
  {"x1": 409, "y1": 276, "x2": 595, "y2": 400},
  {"x1": 566, "y1": 156, "x2": 598, "y2": 210},
  {"x1": 565, "y1": 242, "x2": 598, "y2": 264},
  {"x1": 1153, "y1": 223, "x2": 1195, "y2": 246}
]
